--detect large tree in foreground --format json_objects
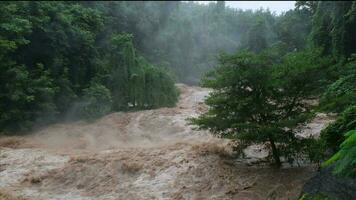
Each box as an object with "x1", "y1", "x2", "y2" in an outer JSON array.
[{"x1": 191, "y1": 50, "x2": 329, "y2": 166}]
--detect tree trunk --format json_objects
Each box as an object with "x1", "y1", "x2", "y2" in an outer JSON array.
[{"x1": 269, "y1": 137, "x2": 281, "y2": 167}]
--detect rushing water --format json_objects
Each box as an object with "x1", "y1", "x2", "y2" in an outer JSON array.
[{"x1": 0, "y1": 84, "x2": 333, "y2": 200}]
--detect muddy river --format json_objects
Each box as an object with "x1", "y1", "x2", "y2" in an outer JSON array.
[{"x1": 0, "y1": 84, "x2": 333, "y2": 200}]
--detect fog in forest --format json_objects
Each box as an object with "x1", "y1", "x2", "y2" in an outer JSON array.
[{"x1": 1, "y1": 1, "x2": 356, "y2": 200}]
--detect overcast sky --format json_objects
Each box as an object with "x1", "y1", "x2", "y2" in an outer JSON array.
[{"x1": 195, "y1": 1, "x2": 296, "y2": 15}]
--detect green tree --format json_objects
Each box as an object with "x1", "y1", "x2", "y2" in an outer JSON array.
[
  {"x1": 245, "y1": 18, "x2": 268, "y2": 53},
  {"x1": 0, "y1": 2, "x2": 179, "y2": 132},
  {"x1": 275, "y1": 9, "x2": 312, "y2": 51},
  {"x1": 80, "y1": 83, "x2": 112, "y2": 120},
  {"x1": 310, "y1": 1, "x2": 356, "y2": 60},
  {"x1": 319, "y1": 54, "x2": 356, "y2": 112},
  {"x1": 0, "y1": 63, "x2": 56, "y2": 131},
  {"x1": 320, "y1": 105, "x2": 356, "y2": 154},
  {"x1": 191, "y1": 50, "x2": 327, "y2": 166},
  {"x1": 323, "y1": 130, "x2": 356, "y2": 178},
  {"x1": 320, "y1": 74, "x2": 356, "y2": 113},
  {"x1": 107, "y1": 33, "x2": 135, "y2": 111},
  {"x1": 0, "y1": 2, "x2": 56, "y2": 131}
]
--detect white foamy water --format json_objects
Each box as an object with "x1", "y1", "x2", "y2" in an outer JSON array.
[{"x1": 0, "y1": 84, "x2": 326, "y2": 200}]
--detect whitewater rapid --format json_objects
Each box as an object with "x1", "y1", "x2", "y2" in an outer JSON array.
[{"x1": 0, "y1": 84, "x2": 332, "y2": 200}]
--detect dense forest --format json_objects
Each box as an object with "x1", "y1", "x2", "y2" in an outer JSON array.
[
  {"x1": 0, "y1": 1, "x2": 180, "y2": 131},
  {"x1": 190, "y1": 1, "x2": 356, "y2": 198},
  {"x1": 95, "y1": 1, "x2": 311, "y2": 84},
  {"x1": 0, "y1": 1, "x2": 313, "y2": 132},
  {"x1": 0, "y1": 1, "x2": 305, "y2": 131},
  {"x1": 0, "y1": 1, "x2": 356, "y2": 199}
]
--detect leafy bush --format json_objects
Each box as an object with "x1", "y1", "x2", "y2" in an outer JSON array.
[
  {"x1": 320, "y1": 74, "x2": 356, "y2": 112},
  {"x1": 80, "y1": 83, "x2": 112, "y2": 120},
  {"x1": 320, "y1": 105, "x2": 356, "y2": 153},
  {"x1": 299, "y1": 193, "x2": 331, "y2": 200},
  {"x1": 323, "y1": 130, "x2": 356, "y2": 178}
]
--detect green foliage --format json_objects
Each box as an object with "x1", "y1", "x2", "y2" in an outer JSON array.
[
  {"x1": 191, "y1": 49, "x2": 326, "y2": 166},
  {"x1": 308, "y1": 2, "x2": 356, "y2": 182},
  {"x1": 0, "y1": 2, "x2": 178, "y2": 132},
  {"x1": 54, "y1": 68, "x2": 78, "y2": 114},
  {"x1": 319, "y1": 55, "x2": 356, "y2": 113},
  {"x1": 320, "y1": 74, "x2": 356, "y2": 112},
  {"x1": 106, "y1": 33, "x2": 178, "y2": 111},
  {"x1": 245, "y1": 18, "x2": 268, "y2": 53},
  {"x1": 80, "y1": 83, "x2": 112, "y2": 120},
  {"x1": 85, "y1": 1, "x2": 310, "y2": 84},
  {"x1": 323, "y1": 130, "x2": 356, "y2": 178},
  {"x1": 320, "y1": 105, "x2": 356, "y2": 154},
  {"x1": 107, "y1": 33, "x2": 133, "y2": 111},
  {"x1": 311, "y1": 1, "x2": 356, "y2": 60},
  {"x1": 299, "y1": 193, "x2": 332, "y2": 200},
  {"x1": 143, "y1": 60, "x2": 179, "y2": 109},
  {"x1": 0, "y1": 63, "x2": 56, "y2": 131},
  {"x1": 275, "y1": 8, "x2": 312, "y2": 51}
]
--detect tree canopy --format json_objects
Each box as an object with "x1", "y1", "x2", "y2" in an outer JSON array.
[
  {"x1": 191, "y1": 49, "x2": 329, "y2": 166},
  {"x1": 0, "y1": 2, "x2": 178, "y2": 132}
]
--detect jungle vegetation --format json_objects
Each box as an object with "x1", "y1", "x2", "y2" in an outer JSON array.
[{"x1": 0, "y1": 1, "x2": 355, "y2": 179}]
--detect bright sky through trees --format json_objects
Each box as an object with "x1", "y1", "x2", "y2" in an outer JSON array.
[{"x1": 195, "y1": 1, "x2": 295, "y2": 14}]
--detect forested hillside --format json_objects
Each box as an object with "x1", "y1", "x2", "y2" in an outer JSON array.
[
  {"x1": 0, "y1": 1, "x2": 356, "y2": 199},
  {"x1": 190, "y1": 1, "x2": 356, "y2": 199},
  {"x1": 0, "y1": 1, "x2": 314, "y2": 132},
  {"x1": 83, "y1": 1, "x2": 312, "y2": 84},
  {"x1": 1, "y1": 0, "x2": 355, "y2": 154},
  {"x1": 0, "y1": 2, "x2": 179, "y2": 131}
]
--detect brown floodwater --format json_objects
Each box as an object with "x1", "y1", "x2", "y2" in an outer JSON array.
[{"x1": 0, "y1": 84, "x2": 333, "y2": 200}]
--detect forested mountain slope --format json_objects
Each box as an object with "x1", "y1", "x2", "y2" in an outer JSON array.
[{"x1": 0, "y1": 1, "x2": 313, "y2": 132}]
